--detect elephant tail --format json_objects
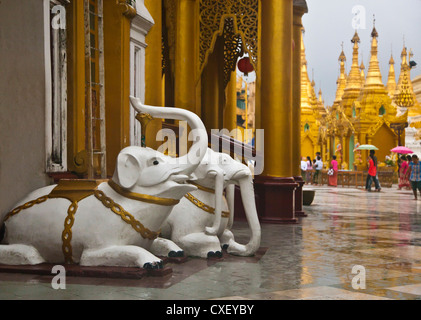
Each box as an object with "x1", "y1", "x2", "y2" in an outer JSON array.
[{"x1": 0, "y1": 222, "x2": 5, "y2": 244}]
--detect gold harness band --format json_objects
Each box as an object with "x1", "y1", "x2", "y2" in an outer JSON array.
[
  {"x1": 187, "y1": 181, "x2": 216, "y2": 194},
  {"x1": 108, "y1": 179, "x2": 180, "y2": 206},
  {"x1": 184, "y1": 193, "x2": 230, "y2": 218},
  {"x1": 4, "y1": 180, "x2": 162, "y2": 264}
]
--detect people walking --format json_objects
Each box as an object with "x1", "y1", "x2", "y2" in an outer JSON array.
[
  {"x1": 408, "y1": 154, "x2": 421, "y2": 200},
  {"x1": 328, "y1": 155, "x2": 338, "y2": 187},
  {"x1": 366, "y1": 151, "x2": 381, "y2": 192},
  {"x1": 398, "y1": 155, "x2": 410, "y2": 190},
  {"x1": 300, "y1": 157, "x2": 308, "y2": 180},
  {"x1": 305, "y1": 156, "x2": 312, "y2": 184},
  {"x1": 313, "y1": 156, "x2": 323, "y2": 185}
]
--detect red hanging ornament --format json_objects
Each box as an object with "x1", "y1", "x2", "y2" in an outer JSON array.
[{"x1": 237, "y1": 57, "x2": 254, "y2": 76}]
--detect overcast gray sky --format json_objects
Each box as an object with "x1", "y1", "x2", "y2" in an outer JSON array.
[{"x1": 302, "y1": 0, "x2": 421, "y2": 107}]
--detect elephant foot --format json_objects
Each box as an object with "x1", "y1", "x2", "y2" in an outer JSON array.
[
  {"x1": 177, "y1": 232, "x2": 223, "y2": 258},
  {"x1": 168, "y1": 250, "x2": 184, "y2": 258},
  {"x1": 150, "y1": 237, "x2": 184, "y2": 258},
  {"x1": 207, "y1": 251, "x2": 223, "y2": 259},
  {"x1": 143, "y1": 260, "x2": 164, "y2": 269},
  {"x1": 80, "y1": 245, "x2": 163, "y2": 269}
]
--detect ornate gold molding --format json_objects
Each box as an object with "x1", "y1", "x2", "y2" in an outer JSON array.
[{"x1": 117, "y1": 0, "x2": 137, "y2": 19}]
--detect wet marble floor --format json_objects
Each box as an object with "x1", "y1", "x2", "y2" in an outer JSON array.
[{"x1": 0, "y1": 185, "x2": 421, "y2": 300}]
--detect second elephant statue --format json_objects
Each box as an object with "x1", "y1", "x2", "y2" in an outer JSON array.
[{"x1": 161, "y1": 148, "x2": 261, "y2": 258}]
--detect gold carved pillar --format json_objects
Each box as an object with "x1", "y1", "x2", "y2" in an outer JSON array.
[
  {"x1": 292, "y1": 8, "x2": 305, "y2": 177},
  {"x1": 292, "y1": 3, "x2": 307, "y2": 217},
  {"x1": 174, "y1": 0, "x2": 197, "y2": 113},
  {"x1": 254, "y1": 0, "x2": 298, "y2": 224},
  {"x1": 144, "y1": 0, "x2": 163, "y2": 149},
  {"x1": 259, "y1": 0, "x2": 293, "y2": 177},
  {"x1": 104, "y1": 0, "x2": 134, "y2": 174}
]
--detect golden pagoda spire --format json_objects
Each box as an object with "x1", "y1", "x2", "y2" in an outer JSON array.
[
  {"x1": 340, "y1": 31, "x2": 363, "y2": 117},
  {"x1": 364, "y1": 17, "x2": 385, "y2": 89},
  {"x1": 300, "y1": 28, "x2": 312, "y2": 112},
  {"x1": 360, "y1": 54, "x2": 365, "y2": 85},
  {"x1": 309, "y1": 69, "x2": 318, "y2": 108},
  {"x1": 333, "y1": 43, "x2": 347, "y2": 106},
  {"x1": 316, "y1": 87, "x2": 327, "y2": 116},
  {"x1": 386, "y1": 52, "x2": 397, "y2": 98},
  {"x1": 344, "y1": 31, "x2": 362, "y2": 91},
  {"x1": 318, "y1": 88, "x2": 323, "y2": 103}
]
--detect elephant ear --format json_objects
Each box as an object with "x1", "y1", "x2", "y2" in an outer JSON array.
[{"x1": 116, "y1": 152, "x2": 141, "y2": 189}]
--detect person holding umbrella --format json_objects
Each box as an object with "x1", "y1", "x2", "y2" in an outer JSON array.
[
  {"x1": 398, "y1": 155, "x2": 410, "y2": 190},
  {"x1": 366, "y1": 150, "x2": 381, "y2": 192},
  {"x1": 407, "y1": 154, "x2": 421, "y2": 200},
  {"x1": 390, "y1": 147, "x2": 414, "y2": 191},
  {"x1": 328, "y1": 155, "x2": 338, "y2": 187}
]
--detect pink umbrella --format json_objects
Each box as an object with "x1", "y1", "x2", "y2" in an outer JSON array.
[{"x1": 390, "y1": 146, "x2": 414, "y2": 154}]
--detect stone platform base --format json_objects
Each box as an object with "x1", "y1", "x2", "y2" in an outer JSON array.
[{"x1": 0, "y1": 256, "x2": 187, "y2": 280}]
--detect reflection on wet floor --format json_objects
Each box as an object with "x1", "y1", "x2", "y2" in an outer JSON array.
[{"x1": 0, "y1": 186, "x2": 421, "y2": 300}]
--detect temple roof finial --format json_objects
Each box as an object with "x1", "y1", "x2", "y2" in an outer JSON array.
[
  {"x1": 351, "y1": 31, "x2": 360, "y2": 44},
  {"x1": 339, "y1": 42, "x2": 346, "y2": 62},
  {"x1": 371, "y1": 14, "x2": 378, "y2": 38}
]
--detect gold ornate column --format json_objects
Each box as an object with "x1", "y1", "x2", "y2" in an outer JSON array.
[
  {"x1": 254, "y1": 0, "x2": 298, "y2": 224},
  {"x1": 174, "y1": 0, "x2": 197, "y2": 113},
  {"x1": 292, "y1": 3, "x2": 308, "y2": 218},
  {"x1": 144, "y1": 0, "x2": 164, "y2": 149},
  {"x1": 67, "y1": 0, "x2": 87, "y2": 174},
  {"x1": 103, "y1": 0, "x2": 135, "y2": 174}
]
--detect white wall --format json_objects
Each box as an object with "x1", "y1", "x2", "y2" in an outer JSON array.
[
  {"x1": 0, "y1": 0, "x2": 51, "y2": 217},
  {"x1": 129, "y1": 0, "x2": 154, "y2": 146}
]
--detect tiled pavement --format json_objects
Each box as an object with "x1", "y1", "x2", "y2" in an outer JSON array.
[{"x1": 0, "y1": 185, "x2": 421, "y2": 300}]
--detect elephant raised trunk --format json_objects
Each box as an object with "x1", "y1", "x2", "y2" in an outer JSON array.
[{"x1": 129, "y1": 97, "x2": 208, "y2": 177}]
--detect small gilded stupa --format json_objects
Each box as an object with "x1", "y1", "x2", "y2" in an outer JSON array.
[
  {"x1": 395, "y1": 46, "x2": 421, "y2": 151},
  {"x1": 386, "y1": 53, "x2": 397, "y2": 98},
  {"x1": 341, "y1": 31, "x2": 363, "y2": 119}
]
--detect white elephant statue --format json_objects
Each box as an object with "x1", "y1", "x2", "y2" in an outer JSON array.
[
  {"x1": 0, "y1": 97, "x2": 208, "y2": 269},
  {"x1": 160, "y1": 148, "x2": 261, "y2": 258}
]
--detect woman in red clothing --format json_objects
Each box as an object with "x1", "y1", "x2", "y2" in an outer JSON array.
[
  {"x1": 328, "y1": 155, "x2": 338, "y2": 187},
  {"x1": 365, "y1": 153, "x2": 381, "y2": 192},
  {"x1": 398, "y1": 155, "x2": 410, "y2": 190}
]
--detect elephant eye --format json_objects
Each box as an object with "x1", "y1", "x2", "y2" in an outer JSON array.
[{"x1": 153, "y1": 160, "x2": 159, "y2": 165}]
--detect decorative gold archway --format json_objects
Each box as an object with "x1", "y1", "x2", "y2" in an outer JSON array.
[{"x1": 198, "y1": 0, "x2": 259, "y2": 82}]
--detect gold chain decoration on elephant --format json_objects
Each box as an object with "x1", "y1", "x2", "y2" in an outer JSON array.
[
  {"x1": 184, "y1": 193, "x2": 230, "y2": 218},
  {"x1": 3, "y1": 196, "x2": 49, "y2": 222},
  {"x1": 199, "y1": 0, "x2": 258, "y2": 76},
  {"x1": 94, "y1": 190, "x2": 160, "y2": 241},
  {"x1": 62, "y1": 201, "x2": 78, "y2": 264}
]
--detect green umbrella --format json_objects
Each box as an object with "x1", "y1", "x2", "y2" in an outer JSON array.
[{"x1": 356, "y1": 144, "x2": 379, "y2": 150}]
